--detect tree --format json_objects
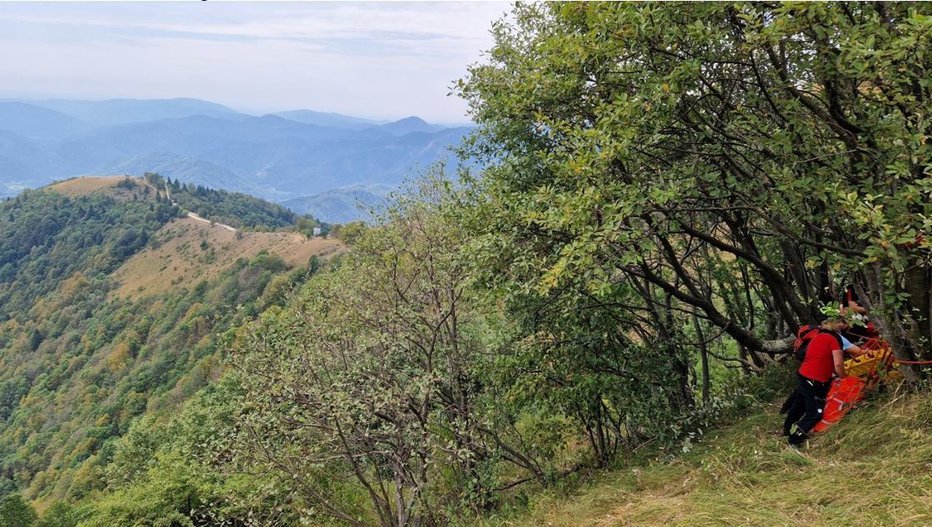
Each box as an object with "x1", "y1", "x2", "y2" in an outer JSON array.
[
  {"x1": 231, "y1": 172, "x2": 520, "y2": 525},
  {"x1": 0, "y1": 493, "x2": 37, "y2": 526},
  {"x1": 457, "y1": 2, "x2": 932, "y2": 377},
  {"x1": 35, "y1": 502, "x2": 78, "y2": 527}
]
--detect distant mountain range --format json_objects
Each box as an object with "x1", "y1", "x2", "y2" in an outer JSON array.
[
  {"x1": 282, "y1": 184, "x2": 394, "y2": 224},
  {"x1": 0, "y1": 98, "x2": 474, "y2": 221}
]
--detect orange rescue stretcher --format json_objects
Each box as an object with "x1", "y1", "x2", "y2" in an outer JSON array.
[{"x1": 813, "y1": 338, "x2": 899, "y2": 433}]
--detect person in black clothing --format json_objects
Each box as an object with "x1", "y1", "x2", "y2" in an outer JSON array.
[{"x1": 781, "y1": 316, "x2": 847, "y2": 445}]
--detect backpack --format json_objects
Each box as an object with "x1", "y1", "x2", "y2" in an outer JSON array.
[
  {"x1": 793, "y1": 324, "x2": 844, "y2": 361},
  {"x1": 793, "y1": 324, "x2": 822, "y2": 361}
]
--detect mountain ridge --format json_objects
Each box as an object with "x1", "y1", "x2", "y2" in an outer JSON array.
[
  {"x1": 0, "y1": 175, "x2": 341, "y2": 507},
  {"x1": 0, "y1": 97, "x2": 473, "y2": 223},
  {"x1": 270, "y1": 109, "x2": 385, "y2": 129},
  {"x1": 20, "y1": 97, "x2": 242, "y2": 127},
  {"x1": 283, "y1": 183, "x2": 393, "y2": 223}
]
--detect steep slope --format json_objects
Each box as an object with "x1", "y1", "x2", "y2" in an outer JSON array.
[
  {"x1": 0, "y1": 183, "x2": 177, "y2": 320},
  {"x1": 481, "y1": 385, "x2": 932, "y2": 527},
  {"x1": 0, "y1": 177, "x2": 342, "y2": 504},
  {"x1": 111, "y1": 217, "x2": 343, "y2": 300}
]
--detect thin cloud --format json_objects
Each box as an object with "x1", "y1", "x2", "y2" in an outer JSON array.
[{"x1": 0, "y1": 1, "x2": 509, "y2": 122}]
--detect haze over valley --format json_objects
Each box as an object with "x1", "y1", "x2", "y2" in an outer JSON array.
[{"x1": 0, "y1": 97, "x2": 472, "y2": 222}]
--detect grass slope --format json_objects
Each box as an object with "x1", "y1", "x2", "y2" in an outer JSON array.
[
  {"x1": 481, "y1": 386, "x2": 932, "y2": 527},
  {"x1": 46, "y1": 176, "x2": 152, "y2": 199},
  {"x1": 111, "y1": 217, "x2": 343, "y2": 299}
]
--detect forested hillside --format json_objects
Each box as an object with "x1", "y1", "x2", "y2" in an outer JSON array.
[
  {"x1": 1, "y1": 2, "x2": 931, "y2": 526},
  {"x1": 164, "y1": 177, "x2": 301, "y2": 230},
  {"x1": 0, "y1": 188, "x2": 177, "y2": 320},
  {"x1": 0, "y1": 177, "x2": 339, "y2": 521}
]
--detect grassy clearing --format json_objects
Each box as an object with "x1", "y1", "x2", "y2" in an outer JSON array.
[
  {"x1": 477, "y1": 385, "x2": 932, "y2": 527},
  {"x1": 111, "y1": 217, "x2": 345, "y2": 299},
  {"x1": 47, "y1": 175, "x2": 159, "y2": 200}
]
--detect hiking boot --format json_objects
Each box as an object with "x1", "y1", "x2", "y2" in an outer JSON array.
[{"x1": 787, "y1": 429, "x2": 808, "y2": 446}]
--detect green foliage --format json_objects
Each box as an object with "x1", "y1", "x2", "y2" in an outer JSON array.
[
  {"x1": 329, "y1": 220, "x2": 368, "y2": 244},
  {"x1": 228, "y1": 171, "x2": 505, "y2": 526},
  {"x1": 80, "y1": 376, "x2": 298, "y2": 527},
  {"x1": 0, "y1": 493, "x2": 37, "y2": 526},
  {"x1": 3, "y1": 4, "x2": 931, "y2": 525},
  {"x1": 35, "y1": 502, "x2": 78, "y2": 527},
  {"x1": 82, "y1": 449, "x2": 213, "y2": 527},
  {"x1": 0, "y1": 189, "x2": 177, "y2": 320},
  {"x1": 295, "y1": 216, "x2": 327, "y2": 238},
  {"x1": 457, "y1": 1, "x2": 932, "y2": 366},
  {"x1": 166, "y1": 177, "x2": 315, "y2": 231},
  {"x1": 143, "y1": 173, "x2": 166, "y2": 191},
  {"x1": 0, "y1": 184, "x2": 317, "y2": 512}
]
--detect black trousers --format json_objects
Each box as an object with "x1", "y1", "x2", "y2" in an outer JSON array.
[{"x1": 782, "y1": 373, "x2": 831, "y2": 444}]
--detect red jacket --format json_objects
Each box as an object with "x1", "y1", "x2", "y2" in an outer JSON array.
[{"x1": 799, "y1": 332, "x2": 842, "y2": 383}]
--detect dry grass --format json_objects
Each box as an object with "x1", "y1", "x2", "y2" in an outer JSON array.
[
  {"x1": 47, "y1": 175, "x2": 347, "y2": 299},
  {"x1": 46, "y1": 175, "x2": 159, "y2": 201},
  {"x1": 478, "y1": 388, "x2": 932, "y2": 527},
  {"x1": 111, "y1": 217, "x2": 345, "y2": 300}
]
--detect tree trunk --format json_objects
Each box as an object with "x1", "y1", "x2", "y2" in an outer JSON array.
[
  {"x1": 864, "y1": 263, "x2": 919, "y2": 382},
  {"x1": 693, "y1": 314, "x2": 711, "y2": 402},
  {"x1": 903, "y1": 264, "x2": 932, "y2": 360}
]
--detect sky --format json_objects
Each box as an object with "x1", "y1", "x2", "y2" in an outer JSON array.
[{"x1": 0, "y1": 1, "x2": 510, "y2": 123}]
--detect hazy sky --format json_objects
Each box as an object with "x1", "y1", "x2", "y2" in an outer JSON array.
[{"x1": 0, "y1": 1, "x2": 510, "y2": 123}]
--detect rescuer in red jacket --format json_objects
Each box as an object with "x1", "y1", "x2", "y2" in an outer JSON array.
[{"x1": 782, "y1": 315, "x2": 848, "y2": 446}]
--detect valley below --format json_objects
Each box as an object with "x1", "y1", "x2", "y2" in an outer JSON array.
[{"x1": 0, "y1": 98, "x2": 472, "y2": 223}]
